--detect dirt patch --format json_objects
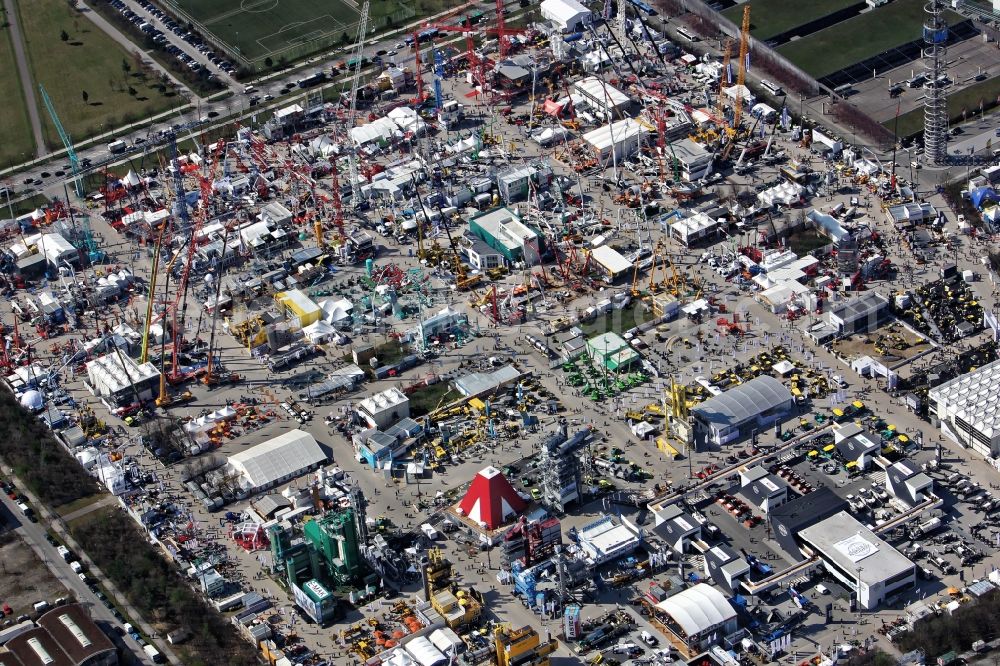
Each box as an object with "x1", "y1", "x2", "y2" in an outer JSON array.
[
  {"x1": 0, "y1": 531, "x2": 71, "y2": 617},
  {"x1": 831, "y1": 322, "x2": 932, "y2": 364}
]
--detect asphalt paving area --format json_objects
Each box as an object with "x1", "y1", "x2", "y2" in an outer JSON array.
[
  {"x1": 0, "y1": 530, "x2": 67, "y2": 618},
  {"x1": 840, "y1": 30, "x2": 996, "y2": 124}
]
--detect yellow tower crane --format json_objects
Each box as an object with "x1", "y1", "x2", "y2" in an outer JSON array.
[{"x1": 734, "y1": 6, "x2": 752, "y2": 131}]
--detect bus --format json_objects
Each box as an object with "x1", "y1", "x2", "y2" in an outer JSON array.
[
  {"x1": 627, "y1": 0, "x2": 657, "y2": 15},
  {"x1": 676, "y1": 27, "x2": 698, "y2": 42},
  {"x1": 760, "y1": 79, "x2": 784, "y2": 96},
  {"x1": 833, "y1": 83, "x2": 853, "y2": 97},
  {"x1": 296, "y1": 72, "x2": 327, "y2": 89}
]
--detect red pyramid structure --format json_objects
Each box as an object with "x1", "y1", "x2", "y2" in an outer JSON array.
[{"x1": 457, "y1": 466, "x2": 528, "y2": 530}]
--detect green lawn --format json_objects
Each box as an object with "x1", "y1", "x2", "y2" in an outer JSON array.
[
  {"x1": 889, "y1": 76, "x2": 1000, "y2": 138},
  {"x1": 0, "y1": 6, "x2": 36, "y2": 169},
  {"x1": 15, "y1": 0, "x2": 183, "y2": 151},
  {"x1": 721, "y1": 0, "x2": 859, "y2": 41},
  {"x1": 777, "y1": 0, "x2": 964, "y2": 78},
  {"x1": 166, "y1": 0, "x2": 363, "y2": 62},
  {"x1": 166, "y1": 0, "x2": 455, "y2": 63}
]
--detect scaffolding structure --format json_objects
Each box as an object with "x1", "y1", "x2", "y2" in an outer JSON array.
[{"x1": 922, "y1": 0, "x2": 949, "y2": 165}]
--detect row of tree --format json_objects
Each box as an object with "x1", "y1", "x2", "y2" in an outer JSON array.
[
  {"x1": 69, "y1": 510, "x2": 260, "y2": 666},
  {"x1": 0, "y1": 391, "x2": 258, "y2": 665},
  {"x1": 0, "y1": 391, "x2": 99, "y2": 507},
  {"x1": 894, "y1": 588, "x2": 1000, "y2": 658}
]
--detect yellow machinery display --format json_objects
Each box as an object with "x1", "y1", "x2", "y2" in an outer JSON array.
[{"x1": 493, "y1": 624, "x2": 557, "y2": 666}]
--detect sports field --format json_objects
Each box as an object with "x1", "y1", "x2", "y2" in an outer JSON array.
[
  {"x1": 776, "y1": 0, "x2": 964, "y2": 79},
  {"x1": 163, "y1": 0, "x2": 380, "y2": 62},
  {"x1": 721, "y1": 0, "x2": 859, "y2": 42}
]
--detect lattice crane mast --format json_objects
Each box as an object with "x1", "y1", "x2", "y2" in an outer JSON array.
[
  {"x1": 733, "y1": 6, "x2": 752, "y2": 131},
  {"x1": 716, "y1": 39, "x2": 733, "y2": 126},
  {"x1": 38, "y1": 85, "x2": 84, "y2": 197},
  {"x1": 346, "y1": 0, "x2": 370, "y2": 201}
]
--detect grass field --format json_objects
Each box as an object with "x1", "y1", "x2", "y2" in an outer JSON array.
[
  {"x1": 15, "y1": 0, "x2": 183, "y2": 151},
  {"x1": 163, "y1": 0, "x2": 458, "y2": 63},
  {"x1": 721, "y1": 0, "x2": 859, "y2": 41},
  {"x1": 889, "y1": 76, "x2": 1000, "y2": 137},
  {"x1": 776, "y1": 0, "x2": 963, "y2": 78},
  {"x1": 0, "y1": 6, "x2": 36, "y2": 169}
]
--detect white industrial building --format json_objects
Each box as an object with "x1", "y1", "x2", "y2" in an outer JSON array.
[
  {"x1": 691, "y1": 376, "x2": 793, "y2": 448},
  {"x1": 582, "y1": 119, "x2": 649, "y2": 161},
  {"x1": 576, "y1": 515, "x2": 640, "y2": 565},
  {"x1": 669, "y1": 211, "x2": 720, "y2": 246},
  {"x1": 799, "y1": 512, "x2": 915, "y2": 610},
  {"x1": 928, "y1": 359, "x2": 1000, "y2": 459},
  {"x1": 226, "y1": 429, "x2": 327, "y2": 494},
  {"x1": 653, "y1": 584, "x2": 737, "y2": 654},
  {"x1": 588, "y1": 245, "x2": 632, "y2": 282},
  {"x1": 670, "y1": 138, "x2": 714, "y2": 181},
  {"x1": 572, "y1": 77, "x2": 631, "y2": 119},
  {"x1": 358, "y1": 387, "x2": 410, "y2": 429},
  {"x1": 540, "y1": 0, "x2": 592, "y2": 32},
  {"x1": 85, "y1": 352, "x2": 161, "y2": 408}
]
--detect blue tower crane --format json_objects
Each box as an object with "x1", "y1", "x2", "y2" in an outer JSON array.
[{"x1": 38, "y1": 84, "x2": 83, "y2": 197}]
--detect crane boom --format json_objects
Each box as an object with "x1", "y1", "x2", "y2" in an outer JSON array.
[
  {"x1": 347, "y1": 1, "x2": 371, "y2": 201},
  {"x1": 38, "y1": 85, "x2": 83, "y2": 197},
  {"x1": 733, "y1": 6, "x2": 752, "y2": 130}
]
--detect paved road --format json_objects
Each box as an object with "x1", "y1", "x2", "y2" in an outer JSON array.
[
  {"x1": 0, "y1": 489, "x2": 155, "y2": 664},
  {"x1": 2, "y1": 0, "x2": 46, "y2": 159}
]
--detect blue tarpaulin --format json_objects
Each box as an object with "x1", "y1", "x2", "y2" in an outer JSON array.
[{"x1": 971, "y1": 187, "x2": 1000, "y2": 209}]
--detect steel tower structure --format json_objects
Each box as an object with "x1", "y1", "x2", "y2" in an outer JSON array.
[{"x1": 922, "y1": 0, "x2": 949, "y2": 165}]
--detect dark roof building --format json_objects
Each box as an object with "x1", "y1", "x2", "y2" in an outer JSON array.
[
  {"x1": 767, "y1": 487, "x2": 848, "y2": 559},
  {"x1": 0, "y1": 604, "x2": 116, "y2": 666},
  {"x1": 885, "y1": 460, "x2": 933, "y2": 507},
  {"x1": 737, "y1": 466, "x2": 789, "y2": 514},
  {"x1": 702, "y1": 544, "x2": 751, "y2": 595},
  {"x1": 651, "y1": 504, "x2": 702, "y2": 553}
]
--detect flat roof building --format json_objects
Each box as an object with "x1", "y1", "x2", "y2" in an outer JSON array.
[
  {"x1": 582, "y1": 119, "x2": 649, "y2": 162},
  {"x1": 357, "y1": 387, "x2": 410, "y2": 430},
  {"x1": 691, "y1": 376, "x2": 793, "y2": 449},
  {"x1": 702, "y1": 544, "x2": 751, "y2": 595},
  {"x1": 85, "y1": 352, "x2": 160, "y2": 408},
  {"x1": 586, "y1": 332, "x2": 639, "y2": 372},
  {"x1": 572, "y1": 77, "x2": 631, "y2": 119},
  {"x1": 651, "y1": 504, "x2": 702, "y2": 553},
  {"x1": 468, "y1": 207, "x2": 542, "y2": 266},
  {"x1": 588, "y1": 245, "x2": 632, "y2": 282},
  {"x1": 833, "y1": 427, "x2": 881, "y2": 471},
  {"x1": 227, "y1": 429, "x2": 327, "y2": 494},
  {"x1": 826, "y1": 291, "x2": 890, "y2": 337},
  {"x1": 275, "y1": 289, "x2": 323, "y2": 329},
  {"x1": 929, "y1": 359, "x2": 1000, "y2": 459},
  {"x1": 799, "y1": 512, "x2": 916, "y2": 610},
  {"x1": 670, "y1": 138, "x2": 714, "y2": 182},
  {"x1": 884, "y1": 459, "x2": 933, "y2": 507},
  {"x1": 577, "y1": 515, "x2": 640, "y2": 565},
  {"x1": 737, "y1": 465, "x2": 789, "y2": 514}
]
